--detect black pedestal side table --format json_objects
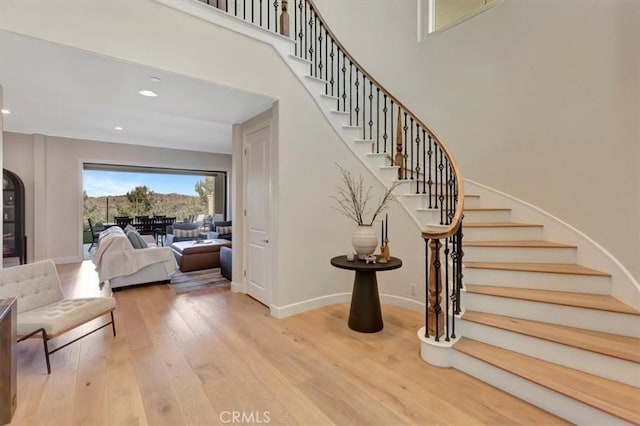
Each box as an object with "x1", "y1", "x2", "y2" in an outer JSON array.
[{"x1": 330, "y1": 255, "x2": 402, "y2": 333}]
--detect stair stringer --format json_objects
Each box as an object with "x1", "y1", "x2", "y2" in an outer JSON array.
[{"x1": 465, "y1": 179, "x2": 640, "y2": 310}]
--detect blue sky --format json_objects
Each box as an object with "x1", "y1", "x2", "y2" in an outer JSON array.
[{"x1": 83, "y1": 170, "x2": 204, "y2": 197}]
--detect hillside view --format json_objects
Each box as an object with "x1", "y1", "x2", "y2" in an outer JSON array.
[{"x1": 84, "y1": 191, "x2": 208, "y2": 227}]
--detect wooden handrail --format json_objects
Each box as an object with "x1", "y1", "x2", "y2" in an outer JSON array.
[{"x1": 305, "y1": 0, "x2": 464, "y2": 239}]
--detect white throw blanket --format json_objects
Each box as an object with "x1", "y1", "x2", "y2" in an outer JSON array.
[{"x1": 93, "y1": 229, "x2": 176, "y2": 283}]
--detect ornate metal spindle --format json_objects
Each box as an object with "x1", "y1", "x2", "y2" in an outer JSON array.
[
  {"x1": 383, "y1": 94, "x2": 388, "y2": 157},
  {"x1": 330, "y1": 40, "x2": 335, "y2": 97},
  {"x1": 444, "y1": 236, "x2": 450, "y2": 342},
  {"x1": 266, "y1": 0, "x2": 270, "y2": 29},
  {"x1": 259, "y1": 0, "x2": 263, "y2": 26},
  {"x1": 376, "y1": 88, "x2": 380, "y2": 153},
  {"x1": 354, "y1": 69, "x2": 360, "y2": 126},
  {"x1": 303, "y1": 1, "x2": 307, "y2": 60},
  {"x1": 312, "y1": 12, "x2": 317, "y2": 77},
  {"x1": 274, "y1": 0, "x2": 279, "y2": 32},
  {"x1": 252, "y1": 0, "x2": 255, "y2": 23},
  {"x1": 390, "y1": 101, "x2": 395, "y2": 166},
  {"x1": 318, "y1": 22, "x2": 323, "y2": 83},
  {"x1": 450, "y1": 231, "x2": 457, "y2": 339},
  {"x1": 428, "y1": 135, "x2": 433, "y2": 207},
  {"x1": 349, "y1": 62, "x2": 353, "y2": 124},
  {"x1": 424, "y1": 238, "x2": 430, "y2": 337},
  {"x1": 296, "y1": 1, "x2": 302, "y2": 56},
  {"x1": 439, "y1": 147, "x2": 445, "y2": 225},
  {"x1": 308, "y1": 11, "x2": 314, "y2": 74},
  {"x1": 244, "y1": 0, "x2": 246, "y2": 20},
  {"x1": 403, "y1": 112, "x2": 408, "y2": 179},
  {"x1": 341, "y1": 53, "x2": 347, "y2": 112},
  {"x1": 409, "y1": 117, "x2": 414, "y2": 181},
  {"x1": 433, "y1": 142, "x2": 439, "y2": 210},
  {"x1": 324, "y1": 28, "x2": 328, "y2": 84},
  {"x1": 429, "y1": 239, "x2": 444, "y2": 340},
  {"x1": 395, "y1": 112, "x2": 404, "y2": 179},
  {"x1": 368, "y1": 81, "x2": 373, "y2": 140},
  {"x1": 422, "y1": 129, "x2": 426, "y2": 194},
  {"x1": 415, "y1": 123, "x2": 421, "y2": 194},
  {"x1": 362, "y1": 76, "x2": 367, "y2": 139},
  {"x1": 456, "y1": 222, "x2": 464, "y2": 315}
]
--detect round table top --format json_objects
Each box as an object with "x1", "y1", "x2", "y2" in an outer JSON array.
[{"x1": 330, "y1": 255, "x2": 402, "y2": 272}]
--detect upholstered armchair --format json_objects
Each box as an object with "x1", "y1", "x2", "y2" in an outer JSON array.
[{"x1": 208, "y1": 220, "x2": 232, "y2": 241}]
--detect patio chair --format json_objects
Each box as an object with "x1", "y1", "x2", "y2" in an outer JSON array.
[
  {"x1": 87, "y1": 218, "x2": 104, "y2": 251},
  {"x1": 0, "y1": 260, "x2": 116, "y2": 374}
]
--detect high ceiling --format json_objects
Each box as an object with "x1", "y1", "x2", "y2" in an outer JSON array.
[{"x1": 0, "y1": 30, "x2": 275, "y2": 154}]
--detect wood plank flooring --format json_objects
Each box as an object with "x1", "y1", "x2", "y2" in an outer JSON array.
[{"x1": 8, "y1": 261, "x2": 567, "y2": 425}]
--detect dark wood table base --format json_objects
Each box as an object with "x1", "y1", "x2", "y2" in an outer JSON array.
[{"x1": 331, "y1": 256, "x2": 403, "y2": 333}]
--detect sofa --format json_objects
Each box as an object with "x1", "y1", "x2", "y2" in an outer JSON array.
[
  {"x1": 208, "y1": 220, "x2": 232, "y2": 241},
  {"x1": 93, "y1": 226, "x2": 178, "y2": 290},
  {"x1": 165, "y1": 222, "x2": 208, "y2": 246}
]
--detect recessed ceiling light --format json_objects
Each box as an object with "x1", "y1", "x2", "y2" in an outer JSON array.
[
  {"x1": 138, "y1": 90, "x2": 158, "y2": 97},
  {"x1": 1, "y1": 109, "x2": 10, "y2": 114},
  {"x1": 150, "y1": 76, "x2": 161, "y2": 82},
  {"x1": 114, "y1": 126, "x2": 123, "y2": 130}
]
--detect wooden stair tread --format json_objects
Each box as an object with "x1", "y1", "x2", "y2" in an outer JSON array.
[
  {"x1": 465, "y1": 284, "x2": 640, "y2": 315},
  {"x1": 464, "y1": 222, "x2": 543, "y2": 228},
  {"x1": 464, "y1": 262, "x2": 610, "y2": 277},
  {"x1": 464, "y1": 240, "x2": 576, "y2": 248},
  {"x1": 462, "y1": 310, "x2": 640, "y2": 362},
  {"x1": 465, "y1": 285, "x2": 638, "y2": 315},
  {"x1": 454, "y1": 338, "x2": 640, "y2": 424}
]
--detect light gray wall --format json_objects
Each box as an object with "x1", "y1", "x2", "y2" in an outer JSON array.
[
  {"x1": 0, "y1": 0, "x2": 429, "y2": 308},
  {"x1": 314, "y1": 0, "x2": 640, "y2": 281},
  {"x1": 3, "y1": 131, "x2": 231, "y2": 263}
]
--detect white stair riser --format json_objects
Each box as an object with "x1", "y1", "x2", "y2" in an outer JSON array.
[
  {"x1": 463, "y1": 246, "x2": 577, "y2": 263},
  {"x1": 304, "y1": 75, "x2": 328, "y2": 96},
  {"x1": 318, "y1": 95, "x2": 340, "y2": 111},
  {"x1": 287, "y1": 54, "x2": 312, "y2": 76},
  {"x1": 365, "y1": 153, "x2": 388, "y2": 168},
  {"x1": 463, "y1": 210, "x2": 511, "y2": 223},
  {"x1": 352, "y1": 140, "x2": 375, "y2": 157},
  {"x1": 329, "y1": 110, "x2": 349, "y2": 127},
  {"x1": 415, "y1": 209, "x2": 440, "y2": 225},
  {"x1": 462, "y1": 293, "x2": 637, "y2": 337},
  {"x1": 462, "y1": 196, "x2": 482, "y2": 208},
  {"x1": 463, "y1": 226, "x2": 543, "y2": 241},
  {"x1": 460, "y1": 319, "x2": 640, "y2": 387},
  {"x1": 397, "y1": 195, "x2": 426, "y2": 210},
  {"x1": 378, "y1": 166, "x2": 399, "y2": 185},
  {"x1": 342, "y1": 126, "x2": 364, "y2": 141},
  {"x1": 452, "y1": 351, "x2": 627, "y2": 426},
  {"x1": 462, "y1": 268, "x2": 611, "y2": 293}
]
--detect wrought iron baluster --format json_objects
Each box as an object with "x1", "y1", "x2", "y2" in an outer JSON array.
[
  {"x1": 318, "y1": 22, "x2": 323, "y2": 82},
  {"x1": 428, "y1": 135, "x2": 433, "y2": 207},
  {"x1": 415, "y1": 123, "x2": 421, "y2": 194},
  {"x1": 433, "y1": 141, "x2": 438, "y2": 210},
  {"x1": 266, "y1": 0, "x2": 269, "y2": 29},
  {"x1": 439, "y1": 146, "x2": 445, "y2": 225},
  {"x1": 390, "y1": 101, "x2": 394, "y2": 166},
  {"x1": 403, "y1": 112, "x2": 408, "y2": 179},
  {"x1": 383, "y1": 95, "x2": 388, "y2": 158},
  {"x1": 362, "y1": 75, "x2": 366, "y2": 139},
  {"x1": 330, "y1": 40, "x2": 335, "y2": 97},
  {"x1": 444, "y1": 236, "x2": 450, "y2": 342},
  {"x1": 422, "y1": 129, "x2": 426, "y2": 194},
  {"x1": 450, "y1": 230, "x2": 458, "y2": 338},
  {"x1": 424, "y1": 238, "x2": 430, "y2": 338},
  {"x1": 259, "y1": 0, "x2": 263, "y2": 26},
  {"x1": 376, "y1": 88, "x2": 380, "y2": 153},
  {"x1": 349, "y1": 62, "x2": 353, "y2": 124},
  {"x1": 410, "y1": 117, "x2": 414, "y2": 181},
  {"x1": 354, "y1": 69, "x2": 360, "y2": 126}
]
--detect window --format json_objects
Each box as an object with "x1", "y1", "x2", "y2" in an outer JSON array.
[{"x1": 418, "y1": 0, "x2": 498, "y2": 39}]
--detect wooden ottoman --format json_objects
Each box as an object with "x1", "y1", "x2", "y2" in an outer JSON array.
[{"x1": 171, "y1": 239, "x2": 232, "y2": 272}]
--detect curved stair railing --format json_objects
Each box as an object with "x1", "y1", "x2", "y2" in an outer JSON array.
[{"x1": 199, "y1": 0, "x2": 464, "y2": 343}]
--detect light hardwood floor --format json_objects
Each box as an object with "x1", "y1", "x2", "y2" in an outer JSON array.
[{"x1": 8, "y1": 261, "x2": 566, "y2": 425}]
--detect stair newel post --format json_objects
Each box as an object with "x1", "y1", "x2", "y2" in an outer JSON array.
[
  {"x1": 395, "y1": 112, "x2": 404, "y2": 180},
  {"x1": 279, "y1": 0, "x2": 290, "y2": 36},
  {"x1": 428, "y1": 238, "x2": 445, "y2": 340}
]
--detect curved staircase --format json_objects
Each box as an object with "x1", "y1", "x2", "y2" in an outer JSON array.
[{"x1": 168, "y1": 1, "x2": 639, "y2": 423}]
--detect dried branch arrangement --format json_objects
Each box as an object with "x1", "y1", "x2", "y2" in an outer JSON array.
[{"x1": 331, "y1": 164, "x2": 399, "y2": 226}]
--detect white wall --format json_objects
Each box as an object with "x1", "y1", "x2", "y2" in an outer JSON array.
[
  {"x1": 3, "y1": 131, "x2": 231, "y2": 263},
  {"x1": 0, "y1": 0, "x2": 428, "y2": 309},
  {"x1": 313, "y1": 0, "x2": 640, "y2": 281}
]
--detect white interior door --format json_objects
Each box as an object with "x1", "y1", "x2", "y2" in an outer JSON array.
[{"x1": 244, "y1": 124, "x2": 271, "y2": 306}]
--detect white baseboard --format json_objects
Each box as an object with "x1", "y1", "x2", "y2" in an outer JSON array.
[{"x1": 270, "y1": 293, "x2": 352, "y2": 318}]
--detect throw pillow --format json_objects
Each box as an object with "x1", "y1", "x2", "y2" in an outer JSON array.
[
  {"x1": 174, "y1": 228, "x2": 200, "y2": 239},
  {"x1": 216, "y1": 225, "x2": 232, "y2": 234},
  {"x1": 126, "y1": 230, "x2": 148, "y2": 249}
]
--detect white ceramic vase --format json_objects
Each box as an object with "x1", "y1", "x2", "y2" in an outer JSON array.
[{"x1": 352, "y1": 225, "x2": 378, "y2": 258}]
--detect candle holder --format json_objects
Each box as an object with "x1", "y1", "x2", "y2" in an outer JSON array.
[{"x1": 378, "y1": 214, "x2": 391, "y2": 263}]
